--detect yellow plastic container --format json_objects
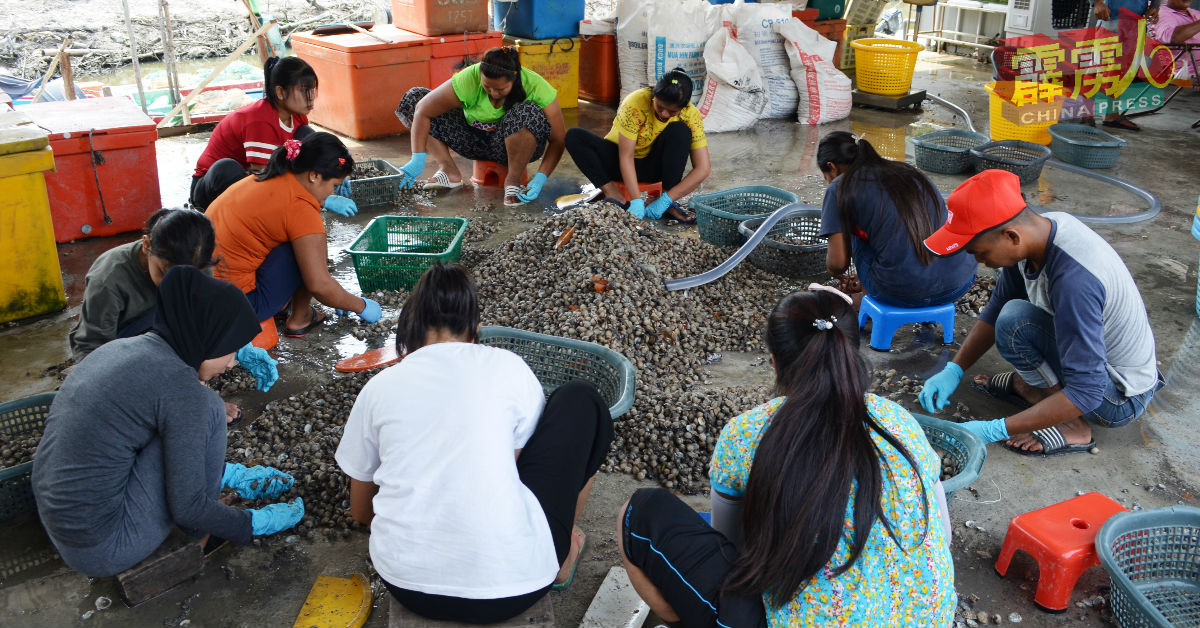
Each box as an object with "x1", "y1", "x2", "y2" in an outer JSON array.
[
  {"x1": 0, "y1": 113, "x2": 66, "y2": 324},
  {"x1": 851, "y1": 38, "x2": 923, "y2": 96},
  {"x1": 986, "y1": 80, "x2": 1064, "y2": 145},
  {"x1": 503, "y1": 36, "x2": 580, "y2": 109}
]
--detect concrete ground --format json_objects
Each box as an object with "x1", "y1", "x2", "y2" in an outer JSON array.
[{"x1": 2, "y1": 52, "x2": 1199, "y2": 627}]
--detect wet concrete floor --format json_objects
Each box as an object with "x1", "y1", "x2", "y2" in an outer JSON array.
[{"x1": 2, "y1": 52, "x2": 1200, "y2": 626}]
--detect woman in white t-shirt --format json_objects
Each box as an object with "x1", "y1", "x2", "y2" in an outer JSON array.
[{"x1": 335, "y1": 264, "x2": 613, "y2": 624}]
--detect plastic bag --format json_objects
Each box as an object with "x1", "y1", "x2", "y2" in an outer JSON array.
[
  {"x1": 734, "y1": 1, "x2": 798, "y2": 119},
  {"x1": 697, "y1": 26, "x2": 768, "y2": 132},
  {"x1": 775, "y1": 18, "x2": 851, "y2": 125}
]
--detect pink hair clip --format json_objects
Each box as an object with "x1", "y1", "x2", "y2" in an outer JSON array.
[
  {"x1": 807, "y1": 283, "x2": 854, "y2": 306},
  {"x1": 337, "y1": 157, "x2": 346, "y2": 166},
  {"x1": 283, "y1": 138, "x2": 302, "y2": 161}
]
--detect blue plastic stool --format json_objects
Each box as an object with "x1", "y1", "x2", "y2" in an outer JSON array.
[{"x1": 857, "y1": 295, "x2": 956, "y2": 350}]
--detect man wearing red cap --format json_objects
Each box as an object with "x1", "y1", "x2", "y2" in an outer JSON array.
[{"x1": 917, "y1": 170, "x2": 1161, "y2": 455}]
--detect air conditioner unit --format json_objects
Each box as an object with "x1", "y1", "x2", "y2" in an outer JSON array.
[{"x1": 1005, "y1": 0, "x2": 1060, "y2": 38}]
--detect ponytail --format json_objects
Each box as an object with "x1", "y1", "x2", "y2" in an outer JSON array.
[
  {"x1": 722, "y1": 289, "x2": 928, "y2": 606},
  {"x1": 257, "y1": 131, "x2": 354, "y2": 182},
  {"x1": 817, "y1": 130, "x2": 941, "y2": 265},
  {"x1": 263, "y1": 56, "x2": 318, "y2": 109},
  {"x1": 480, "y1": 46, "x2": 526, "y2": 109}
]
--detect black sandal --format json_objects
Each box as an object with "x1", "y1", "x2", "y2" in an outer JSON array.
[
  {"x1": 971, "y1": 371, "x2": 1033, "y2": 410},
  {"x1": 1101, "y1": 114, "x2": 1141, "y2": 131},
  {"x1": 283, "y1": 306, "x2": 326, "y2": 338}
]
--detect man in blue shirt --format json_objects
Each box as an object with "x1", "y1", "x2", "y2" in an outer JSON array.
[{"x1": 916, "y1": 170, "x2": 1161, "y2": 455}]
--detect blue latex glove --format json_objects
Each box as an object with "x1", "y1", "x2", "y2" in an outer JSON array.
[
  {"x1": 334, "y1": 179, "x2": 352, "y2": 198},
  {"x1": 516, "y1": 172, "x2": 548, "y2": 203},
  {"x1": 398, "y1": 153, "x2": 427, "y2": 189},
  {"x1": 918, "y1": 362, "x2": 965, "y2": 413},
  {"x1": 357, "y1": 297, "x2": 382, "y2": 323},
  {"x1": 222, "y1": 463, "x2": 295, "y2": 499},
  {"x1": 959, "y1": 417, "x2": 1011, "y2": 443},
  {"x1": 627, "y1": 198, "x2": 646, "y2": 220},
  {"x1": 324, "y1": 194, "x2": 358, "y2": 217},
  {"x1": 645, "y1": 191, "x2": 675, "y2": 220},
  {"x1": 235, "y1": 343, "x2": 278, "y2": 392},
  {"x1": 249, "y1": 498, "x2": 305, "y2": 536}
]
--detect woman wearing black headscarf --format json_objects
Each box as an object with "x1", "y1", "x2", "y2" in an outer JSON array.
[{"x1": 33, "y1": 266, "x2": 305, "y2": 578}]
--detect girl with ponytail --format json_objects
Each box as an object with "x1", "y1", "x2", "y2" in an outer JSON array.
[
  {"x1": 817, "y1": 131, "x2": 976, "y2": 309},
  {"x1": 618, "y1": 287, "x2": 955, "y2": 627}
]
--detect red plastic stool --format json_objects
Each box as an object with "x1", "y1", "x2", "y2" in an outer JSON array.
[
  {"x1": 470, "y1": 160, "x2": 530, "y2": 187},
  {"x1": 995, "y1": 492, "x2": 1128, "y2": 612},
  {"x1": 251, "y1": 319, "x2": 278, "y2": 351},
  {"x1": 613, "y1": 181, "x2": 663, "y2": 202}
]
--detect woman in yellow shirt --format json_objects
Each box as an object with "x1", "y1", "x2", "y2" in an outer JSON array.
[{"x1": 565, "y1": 69, "x2": 710, "y2": 222}]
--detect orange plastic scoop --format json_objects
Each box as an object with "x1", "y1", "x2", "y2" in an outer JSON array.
[{"x1": 335, "y1": 344, "x2": 400, "y2": 373}]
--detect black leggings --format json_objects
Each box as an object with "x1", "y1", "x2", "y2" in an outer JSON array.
[
  {"x1": 565, "y1": 122, "x2": 692, "y2": 192},
  {"x1": 189, "y1": 158, "x2": 248, "y2": 210},
  {"x1": 385, "y1": 380, "x2": 614, "y2": 624}
]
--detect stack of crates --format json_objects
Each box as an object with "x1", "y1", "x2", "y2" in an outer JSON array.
[
  {"x1": 795, "y1": 9, "x2": 851, "y2": 70},
  {"x1": 840, "y1": 0, "x2": 886, "y2": 71}
]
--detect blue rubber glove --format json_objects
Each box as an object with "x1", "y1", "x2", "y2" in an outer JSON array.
[
  {"x1": 235, "y1": 343, "x2": 278, "y2": 392},
  {"x1": 918, "y1": 362, "x2": 965, "y2": 413},
  {"x1": 627, "y1": 198, "x2": 646, "y2": 220},
  {"x1": 357, "y1": 297, "x2": 382, "y2": 323},
  {"x1": 398, "y1": 152, "x2": 427, "y2": 189},
  {"x1": 324, "y1": 194, "x2": 358, "y2": 217},
  {"x1": 334, "y1": 179, "x2": 352, "y2": 198},
  {"x1": 645, "y1": 191, "x2": 675, "y2": 220},
  {"x1": 516, "y1": 172, "x2": 548, "y2": 203},
  {"x1": 959, "y1": 417, "x2": 1011, "y2": 443},
  {"x1": 222, "y1": 463, "x2": 295, "y2": 499},
  {"x1": 249, "y1": 498, "x2": 305, "y2": 536}
]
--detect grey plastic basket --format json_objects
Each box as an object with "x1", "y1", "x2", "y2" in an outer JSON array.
[
  {"x1": 478, "y1": 326, "x2": 637, "y2": 419},
  {"x1": 913, "y1": 414, "x2": 987, "y2": 498},
  {"x1": 737, "y1": 210, "x2": 828, "y2": 280},
  {"x1": 1096, "y1": 505, "x2": 1200, "y2": 628},
  {"x1": 692, "y1": 186, "x2": 800, "y2": 247},
  {"x1": 1048, "y1": 123, "x2": 1128, "y2": 169},
  {"x1": 345, "y1": 159, "x2": 404, "y2": 208},
  {"x1": 971, "y1": 140, "x2": 1053, "y2": 185},
  {"x1": 910, "y1": 129, "x2": 991, "y2": 174}
]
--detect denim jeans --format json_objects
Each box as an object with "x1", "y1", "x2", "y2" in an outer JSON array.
[{"x1": 992, "y1": 300, "x2": 1161, "y2": 428}]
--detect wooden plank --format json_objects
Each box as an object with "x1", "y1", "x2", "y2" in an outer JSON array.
[
  {"x1": 60, "y1": 52, "x2": 75, "y2": 101},
  {"x1": 116, "y1": 528, "x2": 203, "y2": 607},
  {"x1": 120, "y1": 0, "x2": 147, "y2": 114},
  {"x1": 578, "y1": 567, "x2": 650, "y2": 628},
  {"x1": 30, "y1": 36, "x2": 70, "y2": 104},
  {"x1": 388, "y1": 593, "x2": 554, "y2": 628}
]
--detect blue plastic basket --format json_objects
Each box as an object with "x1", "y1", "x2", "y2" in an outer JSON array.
[
  {"x1": 692, "y1": 186, "x2": 801, "y2": 247},
  {"x1": 0, "y1": 392, "x2": 54, "y2": 521},
  {"x1": 1048, "y1": 123, "x2": 1128, "y2": 169},
  {"x1": 913, "y1": 413, "x2": 987, "y2": 497},
  {"x1": 910, "y1": 129, "x2": 991, "y2": 174},
  {"x1": 1096, "y1": 505, "x2": 1200, "y2": 628}
]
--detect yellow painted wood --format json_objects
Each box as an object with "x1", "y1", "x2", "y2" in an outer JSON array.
[
  {"x1": 0, "y1": 128, "x2": 49, "y2": 157},
  {"x1": 293, "y1": 573, "x2": 373, "y2": 628},
  {"x1": 0, "y1": 145, "x2": 65, "y2": 323}
]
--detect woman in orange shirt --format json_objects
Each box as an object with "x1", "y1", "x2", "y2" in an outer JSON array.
[{"x1": 206, "y1": 132, "x2": 381, "y2": 337}]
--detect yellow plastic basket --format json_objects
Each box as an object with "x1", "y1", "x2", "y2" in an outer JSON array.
[
  {"x1": 986, "y1": 80, "x2": 1065, "y2": 145},
  {"x1": 851, "y1": 38, "x2": 924, "y2": 96}
]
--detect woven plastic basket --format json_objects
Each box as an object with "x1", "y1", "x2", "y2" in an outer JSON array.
[
  {"x1": 1047, "y1": 123, "x2": 1128, "y2": 169},
  {"x1": 478, "y1": 326, "x2": 636, "y2": 419},
  {"x1": 912, "y1": 414, "x2": 987, "y2": 498},
  {"x1": 348, "y1": 216, "x2": 469, "y2": 291},
  {"x1": 851, "y1": 38, "x2": 924, "y2": 96},
  {"x1": 1096, "y1": 505, "x2": 1200, "y2": 627},
  {"x1": 986, "y1": 80, "x2": 1064, "y2": 145},
  {"x1": 345, "y1": 159, "x2": 404, "y2": 208},
  {"x1": 692, "y1": 186, "x2": 800, "y2": 247},
  {"x1": 911, "y1": 129, "x2": 992, "y2": 174},
  {"x1": 0, "y1": 392, "x2": 54, "y2": 522},
  {"x1": 844, "y1": 0, "x2": 888, "y2": 26},
  {"x1": 970, "y1": 140, "x2": 1053, "y2": 184},
  {"x1": 737, "y1": 210, "x2": 829, "y2": 280}
]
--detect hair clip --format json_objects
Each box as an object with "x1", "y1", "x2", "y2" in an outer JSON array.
[
  {"x1": 671, "y1": 79, "x2": 679, "y2": 84},
  {"x1": 813, "y1": 317, "x2": 837, "y2": 331},
  {"x1": 337, "y1": 157, "x2": 346, "y2": 166},
  {"x1": 807, "y1": 283, "x2": 854, "y2": 306},
  {"x1": 283, "y1": 138, "x2": 302, "y2": 161}
]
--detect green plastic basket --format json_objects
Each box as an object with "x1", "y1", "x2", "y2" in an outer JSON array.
[
  {"x1": 348, "y1": 216, "x2": 469, "y2": 291},
  {"x1": 478, "y1": 326, "x2": 636, "y2": 419},
  {"x1": 691, "y1": 186, "x2": 800, "y2": 247},
  {"x1": 1047, "y1": 123, "x2": 1128, "y2": 169},
  {"x1": 0, "y1": 392, "x2": 54, "y2": 522},
  {"x1": 910, "y1": 129, "x2": 991, "y2": 174},
  {"x1": 913, "y1": 413, "x2": 987, "y2": 498},
  {"x1": 1097, "y1": 506, "x2": 1200, "y2": 628},
  {"x1": 345, "y1": 159, "x2": 404, "y2": 208}
]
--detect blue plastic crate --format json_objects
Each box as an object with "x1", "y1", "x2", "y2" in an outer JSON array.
[{"x1": 493, "y1": 0, "x2": 583, "y2": 39}]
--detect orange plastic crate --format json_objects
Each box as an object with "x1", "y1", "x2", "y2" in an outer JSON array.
[
  {"x1": 579, "y1": 34, "x2": 618, "y2": 103},
  {"x1": 391, "y1": 0, "x2": 490, "y2": 36}
]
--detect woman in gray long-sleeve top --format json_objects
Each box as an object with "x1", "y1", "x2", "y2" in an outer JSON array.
[{"x1": 33, "y1": 266, "x2": 304, "y2": 578}]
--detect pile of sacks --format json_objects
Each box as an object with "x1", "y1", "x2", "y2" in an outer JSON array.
[{"x1": 610, "y1": 0, "x2": 851, "y2": 131}]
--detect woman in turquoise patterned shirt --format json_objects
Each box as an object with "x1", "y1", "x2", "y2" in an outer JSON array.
[{"x1": 617, "y1": 287, "x2": 956, "y2": 627}]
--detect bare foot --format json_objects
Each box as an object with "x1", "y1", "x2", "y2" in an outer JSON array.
[
  {"x1": 1004, "y1": 416, "x2": 1093, "y2": 452},
  {"x1": 225, "y1": 402, "x2": 241, "y2": 425},
  {"x1": 972, "y1": 372, "x2": 1055, "y2": 407},
  {"x1": 555, "y1": 527, "x2": 585, "y2": 585}
]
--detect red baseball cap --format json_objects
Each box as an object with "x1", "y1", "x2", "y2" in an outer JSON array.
[{"x1": 924, "y1": 169, "x2": 1027, "y2": 256}]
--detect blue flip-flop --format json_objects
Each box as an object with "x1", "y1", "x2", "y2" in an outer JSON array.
[{"x1": 551, "y1": 530, "x2": 586, "y2": 591}]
